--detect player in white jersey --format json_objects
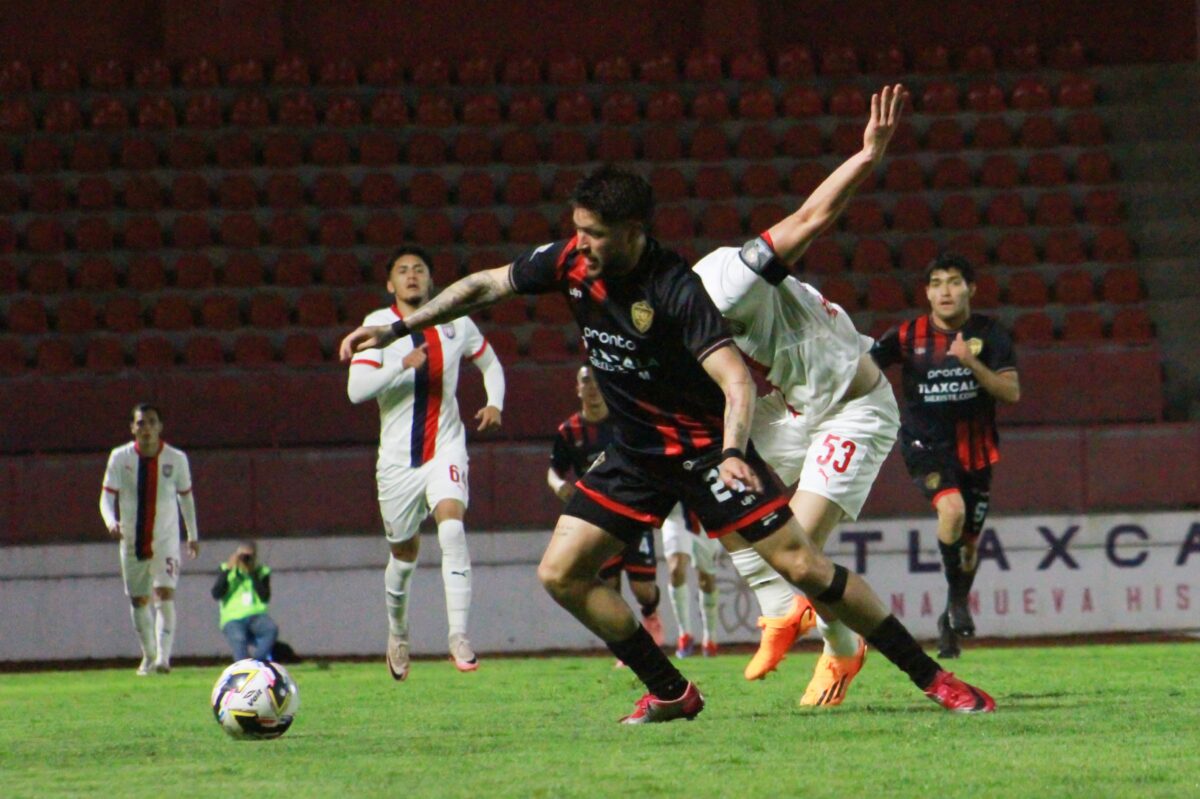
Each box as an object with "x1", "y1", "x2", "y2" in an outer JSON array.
[
  {"x1": 694, "y1": 84, "x2": 906, "y2": 705},
  {"x1": 99, "y1": 403, "x2": 200, "y2": 675},
  {"x1": 347, "y1": 246, "x2": 506, "y2": 681},
  {"x1": 659, "y1": 502, "x2": 720, "y2": 657}
]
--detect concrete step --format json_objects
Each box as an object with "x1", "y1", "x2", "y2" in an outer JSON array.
[
  {"x1": 1149, "y1": 297, "x2": 1200, "y2": 421},
  {"x1": 1142, "y1": 258, "x2": 1200, "y2": 299},
  {"x1": 1111, "y1": 142, "x2": 1200, "y2": 182}
]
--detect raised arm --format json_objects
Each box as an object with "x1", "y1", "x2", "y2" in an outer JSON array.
[
  {"x1": 700, "y1": 343, "x2": 762, "y2": 493},
  {"x1": 949, "y1": 333, "x2": 1021, "y2": 404},
  {"x1": 765, "y1": 84, "x2": 906, "y2": 266},
  {"x1": 339, "y1": 265, "x2": 515, "y2": 360}
]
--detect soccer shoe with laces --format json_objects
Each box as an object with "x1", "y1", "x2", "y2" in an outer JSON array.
[
  {"x1": 800, "y1": 639, "x2": 867, "y2": 707},
  {"x1": 135, "y1": 656, "x2": 156, "y2": 676},
  {"x1": 449, "y1": 633, "x2": 479, "y2": 672},
  {"x1": 620, "y1": 682, "x2": 705, "y2": 724},
  {"x1": 925, "y1": 670, "x2": 996, "y2": 713},
  {"x1": 937, "y1": 611, "x2": 961, "y2": 659},
  {"x1": 701, "y1": 639, "x2": 718, "y2": 657},
  {"x1": 153, "y1": 660, "x2": 171, "y2": 675},
  {"x1": 743, "y1": 594, "x2": 816, "y2": 680},
  {"x1": 947, "y1": 596, "x2": 976, "y2": 638},
  {"x1": 387, "y1": 633, "x2": 410, "y2": 681},
  {"x1": 675, "y1": 633, "x2": 696, "y2": 658},
  {"x1": 643, "y1": 612, "x2": 666, "y2": 647}
]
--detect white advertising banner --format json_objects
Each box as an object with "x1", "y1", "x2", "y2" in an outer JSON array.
[{"x1": 1, "y1": 512, "x2": 1197, "y2": 662}]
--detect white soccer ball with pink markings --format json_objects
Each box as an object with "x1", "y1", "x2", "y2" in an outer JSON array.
[{"x1": 210, "y1": 659, "x2": 300, "y2": 739}]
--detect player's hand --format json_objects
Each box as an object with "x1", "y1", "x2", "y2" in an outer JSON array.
[
  {"x1": 338, "y1": 324, "x2": 397, "y2": 362},
  {"x1": 186, "y1": 541, "x2": 200, "y2": 559},
  {"x1": 226, "y1": 552, "x2": 242, "y2": 570},
  {"x1": 402, "y1": 343, "x2": 429, "y2": 371},
  {"x1": 106, "y1": 522, "x2": 122, "y2": 540},
  {"x1": 863, "y1": 83, "x2": 907, "y2": 163},
  {"x1": 475, "y1": 405, "x2": 502, "y2": 432},
  {"x1": 948, "y1": 332, "x2": 978, "y2": 366},
  {"x1": 554, "y1": 482, "x2": 576, "y2": 503},
  {"x1": 719, "y1": 457, "x2": 763, "y2": 494}
]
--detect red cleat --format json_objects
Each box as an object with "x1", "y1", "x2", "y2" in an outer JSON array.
[
  {"x1": 924, "y1": 670, "x2": 995, "y2": 713},
  {"x1": 701, "y1": 639, "x2": 718, "y2": 657},
  {"x1": 619, "y1": 682, "x2": 705, "y2": 724},
  {"x1": 675, "y1": 633, "x2": 695, "y2": 658}
]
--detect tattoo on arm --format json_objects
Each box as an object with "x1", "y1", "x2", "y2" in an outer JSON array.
[{"x1": 404, "y1": 269, "x2": 512, "y2": 332}]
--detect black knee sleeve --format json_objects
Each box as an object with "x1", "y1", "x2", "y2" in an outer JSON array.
[{"x1": 815, "y1": 563, "x2": 849, "y2": 604}]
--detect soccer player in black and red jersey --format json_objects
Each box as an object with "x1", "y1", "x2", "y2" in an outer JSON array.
[
  {"x1": 341, "y1": 167, "x2": 995, "y2": 721},
  {"x1": 871, "y1": 254, "x2": 1020, "y2": 657},
  {"x1": 547, "y1": 365, "x2": 666, "y2": 650}
]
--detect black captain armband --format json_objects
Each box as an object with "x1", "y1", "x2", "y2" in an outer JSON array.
[
  {"x1": 721, "y1": 447, "x2": 746, "y2": 462},
  {"x1": 390, "y1": 319, "x2": 410, "y2": 339},
  {"x1": 738, "y1": 237, "x2": 789, "y2": 286}
]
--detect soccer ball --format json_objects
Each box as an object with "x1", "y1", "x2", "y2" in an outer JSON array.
[{"x1": 210, "y1": 659, "x2": 300, "y2": 740}]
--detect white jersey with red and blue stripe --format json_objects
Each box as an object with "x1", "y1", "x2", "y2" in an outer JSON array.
[{"x1": 353, "y1": 305, "x2": 490, "y2": 471}]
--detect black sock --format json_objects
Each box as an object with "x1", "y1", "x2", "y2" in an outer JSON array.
[
  {"x1": 866, "y1": 615, "x2": 941, "y2": 690},
  {"x1": 939, "y1": 540, "x2": 967, "y2": 603},
  {"x1": 608, "y1": 625, "x2": 687, "y2": 700},
  {"x1": 639, "y1": 584, "x2": 661, "y2": 619}
]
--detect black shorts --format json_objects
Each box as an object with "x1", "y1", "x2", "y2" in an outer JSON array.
[
  {"x1": 598, "y1": 529, "x2": 657, "y2": 582},
  {"x1": 564, "y1": 444, "x2": 793, "y2": 547},
  {"x1": 902, "y1": 444, "x2": 992, "y2": 541}
]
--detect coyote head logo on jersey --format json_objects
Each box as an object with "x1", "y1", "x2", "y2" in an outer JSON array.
[{"x1": 631, "y1": 301, "x2": 654, "y2": 333}]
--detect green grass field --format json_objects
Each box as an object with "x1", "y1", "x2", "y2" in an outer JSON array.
[{"x1": 2, "y1": 642, "x2": 1197, "y2": 799}]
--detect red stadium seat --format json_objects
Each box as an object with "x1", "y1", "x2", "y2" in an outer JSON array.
[
  {"x1": 1075, "y1": 151, "x2": 1114, "y2": 184},
  {"x1": 264, "y1": 175, "x2": 303, "y2": 209},
  {"x1": 218, "y1": 175, "x2": 258, "y2": 209},
  {"x1": 123, "y1": 216, "x2": 164, "y2": 249},
  {"x1": 458, "y1": 172, "x2": 496, "y2": 206},
  {"x1": 684, "y1": 49, "x2": 723, "y2": 82},
  {"x1": 971, "y1": 117, "x2": 1013, "y2": 149},
  {"x1": 1012, "y1": 312, "x2": 1054, "y2": 342},
  {"x1": 780, "y1": 125, "x2": 822, "y2": 159},
  {"x1": 746, "y1": 203, "x2": 786, "y2": 235},
  {"x1": 363, "y1": 214, "x2": 404, "y2": 247},
  {"x1": 26, "y1": 259, "x2": 68, "y2": 293},
  {"x1": 173, "y1": 215, "x2": 212, "y2": 248},
  {"x1": 831, "y1": 123, "x2": 864, "y2": 156},
  {"x1": 820, "y1": 45, "x2": 858, "y2": 77},
  {"x1": 310, "y1": 132, "x2": 351, "y2": 166},
  {"x1": 915, "y1": 43, "x2": 950, "y2": 72},
  {"x1": 845, "y1": 199, "x2": 886, "y2": 234},
  {"x1": 962, "y1": 44, "x2": 996, "y2": 71},
  {"x1": 39, "y1": 59, "x2": 81, "y2": 91},
  {"x1": 641, "y1": 127, "x2": 682, "y2": 161},
  {"x1": 0, "y1": 99, "x2": 35, "y2": 134},
  {"x1": 43, "y1": 97, "x2": 84, "y2": 133},
  {"x1": 184, "y1": 335, "x2": 226, "y2": 367},
  {"x1": 322, "y1": 254, "x2": 361, "y2": 287},
  {"x1": 851, "y1": 239, "x2": 893, "y2": 273},
  {"x1": 775, "y1": 45, "x2": 815, "y2": 78},
  {"x1": 451, "y1": 131, "x2": 492, "y2": 165},
  {"x1": 499, "y1": 131, "x2": 539, "y2": 165},
  {"x1": 1027, "y1": 153, "x2": 1068, "y2": 186},
  {"x1": 741, "y1": 164, "x2": 781, "y2": 198},
  {"x1": 296, "y1": 290, "x2": 338, "y2": 327},
  {"x1": 0, "y1": 337, "x2": 24, "y2": 376},
  {"x1": 70, "y1": 138, "x2": 112, "y2": 172},
  {"x1": 730, "y1": 49, "x2": 769, "y2": 81},
  {"x1": 800, "y1": 239, "x2": 845, "y2": 274},
  {"x1": 6, "y1": 297, "x2": 48, "y2": 333},
  {"x1": 75, "y1": 217, "x2": 115, "y2": 251},
  {"x1": 55, "y1": 296, "x2": 97, "y2": 333},
  {"x1": 261, "y1": 133, "x2": 301, "y2": 168},
  {"x1": 179, "y1": 56, "x2": 218, "y2": 88},
  {"x1": 249, "y1": 293, "x2": 289, "y2": 328},
  {"x1": 415, "y1": 94, "x2": 455, "y2": 127},
  {"x1": 972, "y1": 274, "x2": 1001, "y2": 308},
  {"x1": 1055, "y1": 269, "x2": 1095, "y2": 305},
  {"x1": 122, "y1": 175, "x2": 162, "y2": 209},
  {"x1": 134, "y1": 336, "x2": 175, "y2": 368},
  {"x1": 24, "y1": 138, "x2": 65, "y2": 172},
  {"x1": 1066, "y1": 113, "x2": 1105, "y2": 146},
  {"x1": 966, "y1": 82, "x2": 1006, "y2": 112},
  {"x1": 1009, "y1": 43, "x2": 1046, "y2": 71},
  {"x1": 979, "y1": 155, "x2": 1020, "y2": 188},
  {"x1": 1051, "y1": 40, "x2": 1088, "y2": 70},
  {"x1": 25, "y1": 218, "x2": 66, "y2": 253},
  {"x1": 930, "y1": 157, "x2": 971, "y2": 190},
  {"x1": 1084, "y1": 190, "x2": 1123, "y2": 226},
  {"x1": 689, "y1": 126, "x2": 729, "y2": 161},
  {"x1": 781, "y1": 86, "x2": 823, "y2": 118},
  {"x1": 152, "y1": 296, "x2": 193, "y2": 331},
  {"x1": 324, "y1": 95, "x2": 362, "y2": 126},
  {"x1": 1011, "y1": 77, "x2": 1052, "y2": 110},
  {"x1": 503, "y1": 172, "x2": 543, "y2": 206},
  {"x1": 36, "y1": 339, "x2": 76, "y2": 374},
  {"x1": 866, "y1": 276, "x2": 907, "y2": 311},
  {"x1": 102, "y1": 296, "x2": 145, "y2": 334},
  {"x1": 829, "y1": 84, "x2": 867, "y2": 116},
  {"x1": 487, "y1": 300, "x2": 530, "y2": 326},
  {"x1": 816, "y1": 277, "x2": 858, "y2": 311},
  {"x1": 735, "y1": 125, "x2": 776, "y2": 159},
  {"x1": 1007, "y1": 271, "x2": 1049, "y2": 306},
  {"x1": 411, "y1": 212, "x2": 453, "y2": 245},
  {"x1": 645, "y1": 90, "x2": 684, "y2": 123},
  {"x1": 555, "y1": 91, "x2": 594, "y2": 124},
  {"x1": 938, "y1": 195, "x2": 979, "y2": 229},
  {"x1": 174, "y1": 254, "x2": 215, "y2": 289},
  {"x1": 458, "y1": 56, "x2": 495, "y2": 85},
  {"x1": 594, "y1": 55, "x2": 631, "y2": 83},
  {"x1": 503, "y1": 56, "x2": 542, "y2": 85},
  {"x1": 650, "y1": 168, "x2": 688, "y2": 202},
  {"x1": 360, "y1": 173, "x2": 401, "y2": 207},
  {"x1": 1034, "y1": 192, "x2": 1076, "y2": 227},
  {"x1": 0, "y1": 180, "x2": 16, "y2": 214},
  {"x1": 461, "y1": 212, "x2": 503, "y2": 245},
  {"x1": 884, "y1": 159, "x2": 924, "y2": 192},
  {"x1": 507, "y1": 93, "x2": 546, "y2": 126},
  {"x1": 272, "y1": 55, "x2": 311, "y2": 87},
  {"x1": 892, "y1": 197, "x2": 935, "y2": 231},
  {"x1": 200, "y1": 293, "x2": 241, "y2": 330},
  {"x1": 364, "y1": 56, "x2": 404, "y2": 86},
  {"x1": 406, "y1": 133, "x2": 447, "y2": 166},
  {"x1": 275, "y1": 253, "x2": 316, "y2": 287},
  {"x1": 234, "y1": 334, "x2": 276, "y2": 366},
  {"x1": 737, "y1": 87, "x2": 776, "y2": 121},
  {"x1": 1102, "y1": 267, "x2": 1143, "y2": 303},
  {"x1": 529, "y1": 327, "x2": 576, "y2": 363},
  {"x1": 462, "y1": 94, "x2": 501, "y2": 126},
  {"x1": 312, "y1": 173, "x2": 353, "y2": 208},
  {"x1": 132, "y1": 58, "x2": 171, "y2": 90},
  {"x1": 921, "y1": 81, "x2": 959, "y2": 113},
  {"x1": 1110, "y1": 308, "x2": 1153, "y2": 341},
  {"x1": 995, "y1": 232, "x2": 1038, "y2": 266},
  {"x1": 700, "y1": 205, "x2": 742, "y2": 239},
  {"x1": 127, "y1": 255, "x2": 166, "y2": 291},
  {"x1": 215, "y1": 133, "x2": 254, "y2": 168},
  {"x1": 694, "y1": 167, "x2": 735, "y2": 200},
  {"x1": 171, "y1": 173, "x2": 210, "y2": 210},
  {"x1": 317, "y1": 213, "x2": 356, "y2": 248},
  {"x1": 76, "y1": 257, "x2": 117, "y2": 291},
  {"x1": 926, "y1": 119, "x2": 965, "y2": 151},
  {"x1": 183, "y1": 94, "x2": 222, "y2": 128},
  {"x1": 483, "y1": 328, "x2": 520, "y2": 362},
  {"x1": 948, "y1": 234, "x2": 988, "y2": 268},
  {"x1": 282, "y1": 333, "x2": 324, "y2": 366},
  {"x1": 0, "y1": 59, "x2": 32, "y2": 92},
  {"x1": 318, "y1": 58, "x2": 358, "y2": 87},
  {"x1": 653, "y1": 207, "x2": 694, "y2": 240},
  {"x1": 1044, "y1": 230, "x2": 1087, "y2": 264},
  {"x1": 29, "y1": 178, "x2": 68, "y2": 212},
  {"x1": 548, "y1": 130, "x2": 588, "y2": 163},
  {"x1": 870, "y1": 45, "x2": 906, "y2": 75},
  {"x1": 533, "y1": 293, "x2": 574, "y2": 324},
  {"x1": 692, "y1": 89, "x2": 730, "y2": 122},
  {"x1": 223, "y1": 253, "x2": 265, "y2": 288},
  {"x1": 220, "y1": 213, "x2": 260, "y2": 248},
  {"x1": 1019, "y1": 116, "x2": 1059, "y2": 148},
  {"x1": 510, "y1": 210, "x2": 551, "y2": 244},
  {"x1": 405, "y1": 172, "x2": 448, "y2": 208},
  {"x1": 986, "y1": 193, "x2": 1029, "y2": 227},
  {"x1": 225, "y1": 58, "x2": 264, "y2": 87},
  {"x1": 595, "y1": 129, "x2": 637, "y2": 162},
  {"x1": 599, "y1": 91, "x2": 638, "y2": 126},
  {"x1": 369, "y1": 93, "x2": 409, "y2": 126},
  {"x1": 1062, "y1": 310, "x2": 1104, "y2": 341},
  {"x1": 1057, "y1": 75, "x2": 1098, "y2": 108}
]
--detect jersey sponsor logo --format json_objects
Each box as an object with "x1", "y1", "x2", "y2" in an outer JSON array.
[
  {"x1": 582, "y1": 326, "x2": 638, "y2": 351},
  {"x1": 163, "y1": 464, "x2": 173, "y2": 477},
  {"x1": 968, "y1": 337, "x2": 984, "y2": 356},
  {"x1": 569, "y1": 286, "x2": 583, "y2": 299},
  {"x1": 441, "y1": 323, "x2": 456, "y2": 339},
  {"x1": 631, "y1": 300, "x2": 654, "y2": 333}
]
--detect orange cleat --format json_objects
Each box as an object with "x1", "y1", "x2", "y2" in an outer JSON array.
[
  {"x1": 743, "y1": 595, "x2": 816, "y2": 680},
  {"x1": 799, "y1": 639, "x2": 866, "y2": 707}
]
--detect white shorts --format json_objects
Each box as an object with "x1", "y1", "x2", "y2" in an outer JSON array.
[
  {"x1": 119, "y1": 539, "x2": 181, "y2": 596},
  {"x1": 752, "y1": 379, "x2": 899, "y2": 521},
  {"x1": 377, "y1": 448, "x2": 469, "y2": 544},
  {"x1": 660, "y1": 503, "x2": 718, "y2": 575}
]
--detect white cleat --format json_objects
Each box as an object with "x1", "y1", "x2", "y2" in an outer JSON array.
[
  {"x1": 135, "y1": 656, "x2": 156, "y2": 676},
  {"x1": 449, "y1": 633, "x2": 479, "y2": 672},
  {"x1": 387, "y1": 633, "x2": 410, "y2": 681},
  {"x1": 153, "y1": 660, "x2": 171, "y2": 674}
]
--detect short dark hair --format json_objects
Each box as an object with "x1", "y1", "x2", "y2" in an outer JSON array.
[
  {"x1": 924, "y1": 253, "x2": 975, "y2": 285},
  {"x1": 384, "y1": 245, "x2": 434, "y2": 277},
  {"x1": 131, "y1": 402, "x2": 161, "y2": 421},
  {"x1": 570, "y1": 165, "x2": 653, "y2": 227}
]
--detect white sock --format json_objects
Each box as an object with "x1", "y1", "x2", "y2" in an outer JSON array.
[
  {"x1": 667, "y1": 582, "x2": 691, "y2": 638},
  {"x1": 155, "y1": 600, "x2": 175, "y2": 665},
  {"x1": 385, "y1": 555, "x2": 417, "y2": 638},
  {"x1": 817, "y1": 614, "x2": 860, "y2": 657},
  {"x1": 730, "y1": 548, "x2": 796, "y2": 618},
  {"x1": 700, "y1": 587, "x2": 719, "y2": 644},
  {"x1": 130, "y1": 604, "x2": 156, "y2": 660},
  {"x1": 437, "y1": 519, "x2": 472, "y2": 637}
]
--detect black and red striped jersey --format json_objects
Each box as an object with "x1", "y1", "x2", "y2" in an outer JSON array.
[
  {"x1": 511, "y1": 236, "x2": 733, "y2": 458},
  {"x1": 550, "y1": 412, "x2": 616, "y2": 478},
  {"x1": 871, "y1": 313, "x2": 1017, "y2": 472}
]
